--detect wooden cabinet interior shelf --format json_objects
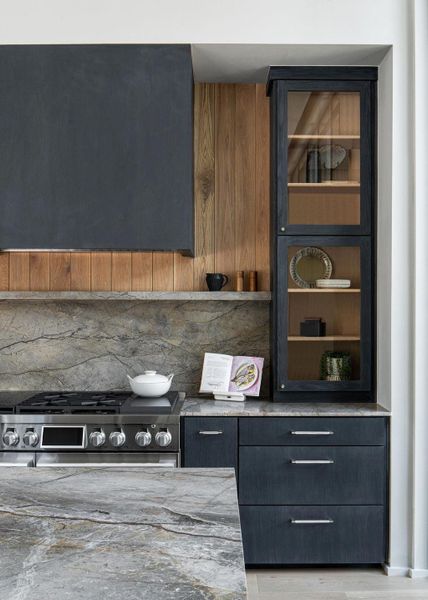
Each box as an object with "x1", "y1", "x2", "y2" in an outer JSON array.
[
  {"x1": 288, "y1": 134, "x2": 360, "y2": 140},
  {"x1": 288, "y1": 336, "x2": 361, "y2": 342},
  {"x1": 288, "y1": 288, "x2": 360, "y2": 293},
  {"x1": 288, "y1": 182, "x2": 360, "y2": 190}
]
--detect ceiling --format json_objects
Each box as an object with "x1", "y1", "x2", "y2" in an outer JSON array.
[{"x1": 191, "y1": 44, "x2": 391, "y2": 82}]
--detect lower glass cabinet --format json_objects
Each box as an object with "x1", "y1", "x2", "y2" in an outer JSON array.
[{"x1": 275, "y1": 236, "x2": 372, "y2": 395}]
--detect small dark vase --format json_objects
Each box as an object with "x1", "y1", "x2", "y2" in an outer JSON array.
[
  {"x1": 320, "y1": 351, "x2": 352, "y2": 381},
  {"x1": 206, "y1": 273, "x2": 229, "y2": 291},
  {"x1": 306, "y1": 146, "x2": 321, "y2": 183}
]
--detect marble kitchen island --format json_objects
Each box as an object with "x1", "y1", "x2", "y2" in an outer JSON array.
[{"x1": 0, "y1": 467, "x2": 246, "y2": 600}]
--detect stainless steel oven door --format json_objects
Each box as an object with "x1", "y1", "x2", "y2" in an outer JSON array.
[
  {"x1": 0, "y1": 452, "x2": 35, "y2": 467},
  {"x1": 35, "y1": 452, "x2": 178, "y2": 468}
]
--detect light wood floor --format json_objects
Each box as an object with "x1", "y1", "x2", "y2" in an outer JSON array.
[{"x1": 246, "y1": 567, "x2": 428, "y2": 599}]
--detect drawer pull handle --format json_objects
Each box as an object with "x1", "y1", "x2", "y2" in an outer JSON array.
[
  {"x1": 291, "y1": 519, "x2": 334, "y2": 525},
  {"x1": 290, "y1": 459, "x2": 334, "y2": 465},
  {"x1": 198, "y1": 430, "x2": 223, "y2": 435},
  {"x1": 291, "y1": 431, "x2": 334, "y2": 436}
]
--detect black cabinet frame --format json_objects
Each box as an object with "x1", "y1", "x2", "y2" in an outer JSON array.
[
  {"x1": 269, "y1": 72, "x2": 377, "y2": 237},
  {"x1": 273, "y1": 236, "x2": 373, "y2": 399},
  {"x1": 269, "y1": 67, "x2": 377, "y2": 402}
]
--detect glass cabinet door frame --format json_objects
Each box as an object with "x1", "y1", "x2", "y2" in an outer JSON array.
[
  {"x1": 274, "y1": 235, "x2": 373, "y2": 394},
  {"x1": 271, "y1": 78, "x2": 375, "y2": 235}
]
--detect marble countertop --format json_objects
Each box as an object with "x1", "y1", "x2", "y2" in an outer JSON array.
[
  {"x1": 0, "y1": 467, "x2": 246, "y2": 600},
  {"x1": 181, "y1": 396, "x2": 391, "y2": 417},
  {"x1": 0, "y1": 391, "x2": 391, "y2": 417}
]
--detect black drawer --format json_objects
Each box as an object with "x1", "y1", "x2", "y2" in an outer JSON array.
[
  {"x1": 182, "y1": 417, "x2": 238, "y2": 468},
  {"x1": 239, "y1": 417, "x2": 386, "y2": 446},
  {"x1": 239, "y1": 445, "x2": 385, "y2": 505},
  {"x1": 240, "y1": 505, "x2": 386, "y2": 565}
]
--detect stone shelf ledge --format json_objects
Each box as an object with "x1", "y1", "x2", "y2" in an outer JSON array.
[{"x1": 0, "y1": 291, "x2": 272, "y2": 301}]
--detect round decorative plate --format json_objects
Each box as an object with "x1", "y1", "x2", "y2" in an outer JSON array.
[
  {"x1": 289, "y1": 247, "x2": 333, "y2": 289},
  {"x1": 319, "y1": 144, "x2": 347, "y2": 170}
]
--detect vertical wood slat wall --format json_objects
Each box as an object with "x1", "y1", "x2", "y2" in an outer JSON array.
[{"x1": 0, "y1": 83, "x2": 270, "y2": 292}]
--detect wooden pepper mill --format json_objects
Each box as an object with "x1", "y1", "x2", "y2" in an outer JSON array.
[
  {"x1": 249, "y1": 271, "x2": 257, "y2": 292},
  {"x1": 236, "y1": 271, "x2": 244, "y2": 292}
]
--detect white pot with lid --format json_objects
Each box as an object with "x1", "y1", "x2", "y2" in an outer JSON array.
[{"x1": 127, "y1": 370, "x2": 174, "y2": 398}]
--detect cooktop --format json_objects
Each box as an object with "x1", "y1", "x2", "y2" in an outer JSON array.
[{"x1": 0, "y1": 391, "x2": 181, "y2": 416}]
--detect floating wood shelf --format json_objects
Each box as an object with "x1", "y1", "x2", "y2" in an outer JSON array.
[
  {"x1": 0, "y1": 291, "x2": 272, "y2": 301},
  {"x1": 288, "y1": 288, "x2": 360, "y2": 293},
  {"x1": 288, "y1": 336, "x2": 360, "y2": 342},
  {"x1": 288, "y1": 134, "x2": 360, "y2": 140}
]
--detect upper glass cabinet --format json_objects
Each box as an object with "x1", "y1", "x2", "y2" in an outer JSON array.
[
  {"x1": 269, "y1": 72, "x2": 375, "y2": 235},
  {"x1": 288, "y1": 91, "x2": 360, "y2": 227}
]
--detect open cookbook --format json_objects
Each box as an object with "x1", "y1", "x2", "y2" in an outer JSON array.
[{"x1": 199, "y1": 353, "x2": 264, "y2": 398}]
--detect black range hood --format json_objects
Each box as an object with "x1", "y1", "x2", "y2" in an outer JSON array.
[{"x1": 0, "y1": 44, "x2": 194, "y2": 255}]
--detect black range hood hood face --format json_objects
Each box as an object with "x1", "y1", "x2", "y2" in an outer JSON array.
[{"x1": 0, "y1": 44, "x2": 194, "y2": 256}]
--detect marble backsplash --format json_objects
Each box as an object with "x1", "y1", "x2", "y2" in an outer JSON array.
[{"x1": 0, "y1": 301, "x2": 270, "y2": 394}]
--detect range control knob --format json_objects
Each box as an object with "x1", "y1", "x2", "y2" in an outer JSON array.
[
  {"x1": 23, "y1": 430, "x2": 39, "y2": 447},
  {"x1": 155, "y1": 429, "x2": 172, "y2": 448},
  {"x1": 135, "y1": 430, "x2": 152, "y2": 447},
  {"x1": 109, "y1": 430, "x2": 126, "y2": 448},
  {"x1": 89, "y1": 430, "x2": 106, "y2": 448},
  {"x1": 3, "y1": 429, "x2": 19, "y2": 447}
]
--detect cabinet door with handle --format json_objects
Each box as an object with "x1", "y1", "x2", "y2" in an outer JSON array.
[
  {"x1": 239, "y1": 445, "x2": 385, "y2": 505},
  {"x1": 181, "y1": 417, "x2": 238, "y2": 468},
  {"x1": 240, "y1": 505, "x2": 385, "y2": 565},
  {"x1": 268, "y1": 71, "x2": 376, "y2": 237},
  {"x1": 239, "y1": 417, "x2": 386, "y2": 446}
]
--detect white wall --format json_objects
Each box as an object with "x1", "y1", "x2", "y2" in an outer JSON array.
[
  {"x1": 0, "y1": 0, "x2": 424, "y2": 575},
  {"x1": 410, "y1": 0, "x2": 428, "y2": 577},
  {"x1": 0, "y1": 0, "x2": 410, "y2": 46}
]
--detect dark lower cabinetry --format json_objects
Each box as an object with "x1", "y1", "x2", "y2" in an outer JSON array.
[
  {"x1": 239, "y1": 445, "x2": 385, "y2": 505},
  {"x1": 181, "y1": 415, "x2": 388, "y2": 566},
  {"x1": 239, "y1": 416, "x2": 386, "y2": 446},
  {"x1": 240, "y1": 506, "x2": 385, "y2": 565},
  {"x1": 181, "y1": 417, "x2": 238, "y2": 468}
]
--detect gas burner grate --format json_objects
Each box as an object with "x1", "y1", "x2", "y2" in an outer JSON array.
[
  {"x1": 14, "y1": 391, "x2": 133, "y2": 414},
  {"x1": 17, "y1": 407, "x2": 67, "y2": 414},
  {"x1": 69, "y1": 408, "x2": 118, "y2": 415}
]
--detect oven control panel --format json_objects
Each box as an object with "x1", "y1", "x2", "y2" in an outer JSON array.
[{"x1": 0, "y1": 423, "x2": 179, "y2": 452}]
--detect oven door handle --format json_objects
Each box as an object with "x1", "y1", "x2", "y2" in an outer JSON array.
[{"x1": 0, "y1": 452, "x2": 35, "y2": 467}]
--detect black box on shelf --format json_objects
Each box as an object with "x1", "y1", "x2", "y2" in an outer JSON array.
[{"x1": 300, "y1": 318, "x2": 326, "y2": 337}]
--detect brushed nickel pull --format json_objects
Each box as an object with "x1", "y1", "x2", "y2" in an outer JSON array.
[
  {"x1": 290, "y1": 459, "x2": 334, "y2": 464},
  {"x1": 198, "y1": 430, "x2": 223, "y2": 435},
  {"x1": 290, "y1": 519, "x2": 334, "y2": 524},
  {"x1": 291, "y1": 430, "x2": 334, "y2": 436}
]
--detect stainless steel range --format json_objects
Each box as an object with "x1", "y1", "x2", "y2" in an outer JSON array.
[{"x1": 0, "y1": 391, "x2": 184, "y2": 468}]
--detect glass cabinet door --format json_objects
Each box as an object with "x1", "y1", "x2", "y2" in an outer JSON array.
[
  {"x1": 278, "y1": 82, "x2": 372, "y2": 235},
  {"x1": 277, "y1": 236, "x2": 372, "y2": 391}
]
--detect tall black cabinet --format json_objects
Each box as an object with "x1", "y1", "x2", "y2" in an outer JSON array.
[{"x1": 268, "y1": 67, "x2": 377, "y2": 402}]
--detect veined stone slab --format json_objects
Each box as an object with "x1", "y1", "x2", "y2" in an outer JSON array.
[
  {"x1": 181, "y1": 397, "x2": 391, "y2": 417},
  {"x1": 0, "y1": 300, "x2": 270, "y2": 394},
  {"x1": 0, "y1": 467, "x2": 246, "y2": 600}
]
